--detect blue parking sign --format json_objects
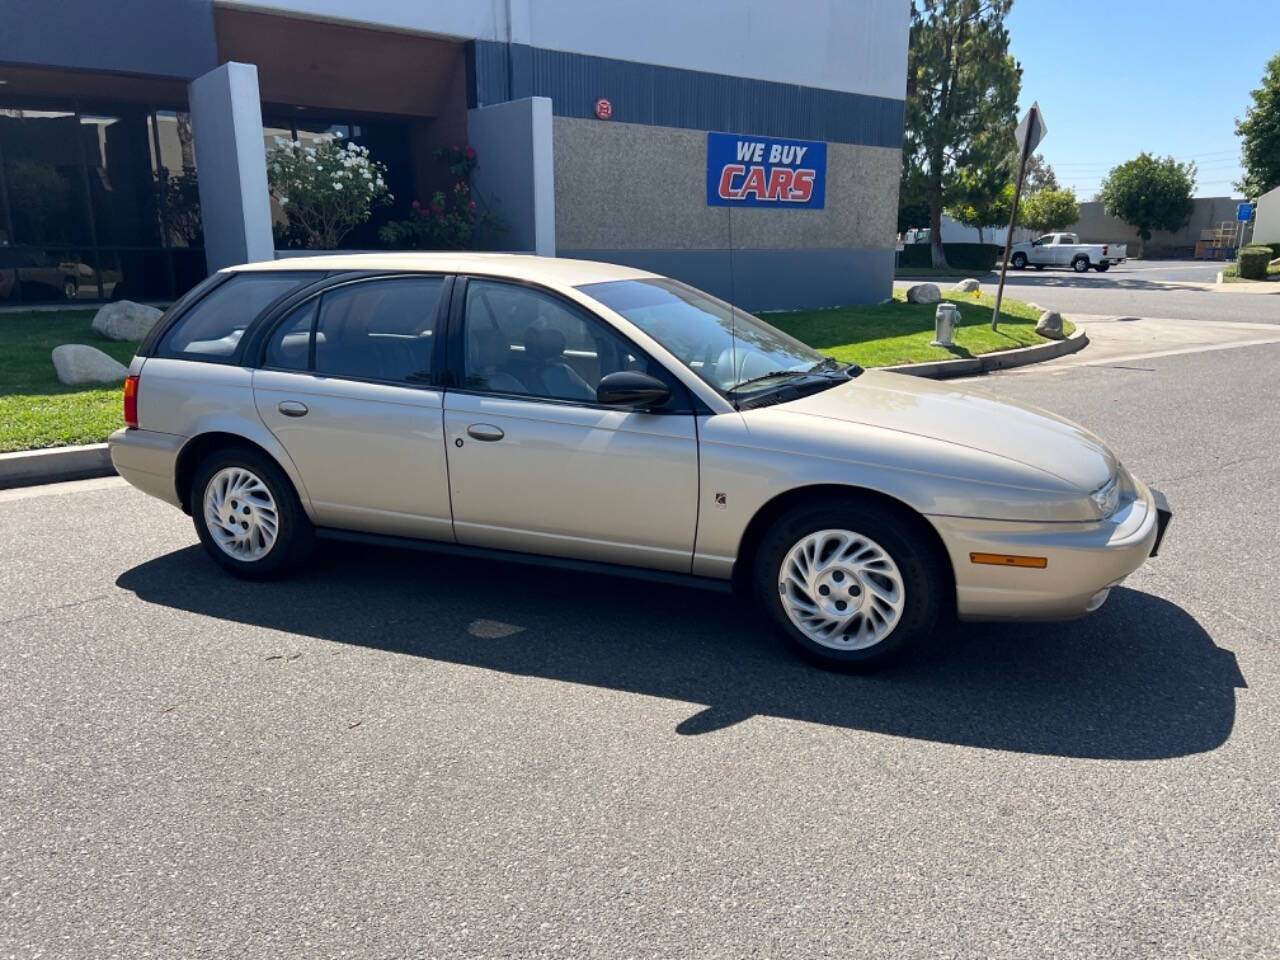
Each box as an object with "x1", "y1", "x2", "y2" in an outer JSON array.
[{"x1": 1237, "y1": 202, "x2": 1254, "y2": 221}]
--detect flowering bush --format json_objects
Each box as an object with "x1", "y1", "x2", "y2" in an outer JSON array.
[
  {"x1": 378, "y1": 145, "x2": 503, "y2": 250},
  {"x1": 266, "y1": 134, "x2": 391, "y2": 249}
]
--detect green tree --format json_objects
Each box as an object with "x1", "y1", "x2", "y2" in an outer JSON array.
[
  {"x1": 1020, "y1": 187, "x2": 1080, "y2": 234},
  {"x1": 949, "y1": 177, "x2": 1014, "y2": 243},
  {"x1": 1022, "y1": 153, "x2": 1059, "y2": 193},
  {"x1": 1098, "y1": 153, "x2": 1196, "y2": 257},
  {"x1": 904, "y1": 0, "x2": 1022, "y2": 267},
  {"x1": 1235, "y1": 52, "x2": 1280, "y2": 198}
]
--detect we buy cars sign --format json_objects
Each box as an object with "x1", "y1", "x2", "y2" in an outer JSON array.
[{"x1": 706, "y1": 132, "x2": 827, "y2": 209}]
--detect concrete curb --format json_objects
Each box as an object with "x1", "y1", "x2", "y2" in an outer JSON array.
[
  {"x1": 883, "y1": 327, "x2": 1088, "y2": 380},
  {"x1": 0, "y1": 443, "x2": 115, "y2": 490}
]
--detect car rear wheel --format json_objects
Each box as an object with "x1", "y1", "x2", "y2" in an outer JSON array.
[
  {"x1": 63, "y1": 277, "x2": 78, "y2": 300},
  {"x1": 1073, "y1": 257, "x2": 1090, "y2": 273},
  {"x1": 755, "y1": 501, "x2": 944, "y2": 670},
  {"x1": 1095, "y1": 263, "x2": 1110, "y2": 273},
  {"x1": 191, "y1": 446, "x2": 313, "y2": 579},
  {"x1": 1011, "y1": 252, "x2": 1027, "y2": 269}
]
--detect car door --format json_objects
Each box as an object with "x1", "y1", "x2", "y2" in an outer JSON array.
[
  {"x1": 1051, "y1": 236, "x2": 1073, "y2": 266},
  {"x1": 442, "y1": 277, "x2": 700, "y2": 573},
  {"x1": 253, "y1": 274, "x2": 454, "y2": 541}
]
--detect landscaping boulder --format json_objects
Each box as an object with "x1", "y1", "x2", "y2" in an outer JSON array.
[
  {"x1": 951, "y1": 278, "x2": 981, "y2": 293},
  {"x1": 91, "y1": 300, "x2": 163, "y2": 342},
  {"x1": 52, "y1": 344, "x2": 128, "y2": 385},
  {"x1": 905, "y1": 283, "x2": 941, "y2": 304},
  {"x1": 1034, "y1": 310, "x2": 1065, "y2": 341}
]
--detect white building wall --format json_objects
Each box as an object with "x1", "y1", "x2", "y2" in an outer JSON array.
[
  {"x1": 1255, "y1": 186, "x2": 1280, "y2": 246},
  {"x1": 215, "y1": 0, "x2": 907, "y2": 99}
]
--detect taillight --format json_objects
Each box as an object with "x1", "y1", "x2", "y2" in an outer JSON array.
[
  {"x1": 1102, "y1": 244, "x2": 1108, "y2": 255},
  {"x1": 123, "y1": 374, "x2": 139, "y2": 428}
]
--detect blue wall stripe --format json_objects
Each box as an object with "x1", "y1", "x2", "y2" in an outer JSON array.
[{"x1": 467, "y1": 40, "x2": 903, "y2": 149}]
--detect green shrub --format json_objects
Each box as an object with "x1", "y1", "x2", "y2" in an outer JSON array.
[
  {"x1": 898, "y1": 243, "x2": 1000, "y2": 271},
  {"x1": 1237, "y1": 245, "x2": 1274, "y2": 280}
]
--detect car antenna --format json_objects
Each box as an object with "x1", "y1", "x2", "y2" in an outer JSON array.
[{"x1": 727, "y1": 193, "x2": 739, "y2": 409}]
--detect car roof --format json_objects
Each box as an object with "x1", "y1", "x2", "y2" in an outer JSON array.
[{"x1": 228, "y1": 253, "x2": 659, "y2": 287}]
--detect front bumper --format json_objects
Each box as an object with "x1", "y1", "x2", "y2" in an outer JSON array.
[
  {"x1": 929, "y1": 480, "x2": 1170, "y2": 621},
  {"x1": 108, "y1": 427, "x2": 185, "y2": 508}
]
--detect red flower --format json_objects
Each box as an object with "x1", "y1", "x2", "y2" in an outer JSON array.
[
  {"x1": 465, "y1": 146, "x2": 476, "y2": 160},
  {"x1": 469, "y1": 201, "x2": 477, "y2": 210},
  {"x1": 411, "y1": 199, "x2": 421, "y2": 208}
]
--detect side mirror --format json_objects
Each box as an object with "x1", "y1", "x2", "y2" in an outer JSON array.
[{"x1": 596, "y1": 370, "x2": 671, "y2": 409}]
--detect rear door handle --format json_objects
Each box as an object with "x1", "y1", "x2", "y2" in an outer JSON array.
[
  {"x1": 466, "y1": 423, "x2": 504, "y2": 442},
  {"x1": 278, "y1": 400, "x2": 309, "y2": 418}
]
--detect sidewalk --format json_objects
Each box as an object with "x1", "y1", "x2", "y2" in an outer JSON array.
[{"x1": 979, "y1": 313, "x2": 1280, "y2": 375}]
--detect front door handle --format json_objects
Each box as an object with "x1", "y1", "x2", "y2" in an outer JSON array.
[
  {"x1": 466, "y1": 423, "x2": 504, "y2": 442},
  {"x1": 278, "y1": 400, "x2": 309, "y2": 418}
]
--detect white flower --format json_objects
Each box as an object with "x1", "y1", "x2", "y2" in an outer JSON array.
[
  {"x1": 292, "y1": 139, "x2": 301, "y2": 148},
  {"x1": 334, "y1": 130, "x2": 343, "y2": 139},
  {"x1": 305, "y1": 146, "x2": 316, "y2": 156},
  {"x1": 278, "y1": 196, "x2": 288, "y2": 205},
  {"x1": 332, "y1": 182, "x2": 343, "y2": 191},
  {"x1": 304, "y1": 154, "x2": 314, "y2": 163},
  {"x1": 272, "y1": 136, "x2": 285, "y2": 146},
  {"x1": 346, "y1": 141, "x2": 358, "y2": 152}
]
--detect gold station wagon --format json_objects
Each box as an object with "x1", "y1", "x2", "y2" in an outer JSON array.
[{"x1": 109, "y1": 254, "x2": 1171, "y2": 669}]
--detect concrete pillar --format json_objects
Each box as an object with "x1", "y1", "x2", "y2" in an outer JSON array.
[
  {"x1": 466, "y1": 96, "x2": 555, "y2": 255},
  {"x1": 188, "y1": 62, "x2": 274, "y2": 271}
]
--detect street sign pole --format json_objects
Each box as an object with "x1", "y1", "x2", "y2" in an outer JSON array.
[{"x1": 992, "y1": 103, "x2": 1047, "y2": 332}]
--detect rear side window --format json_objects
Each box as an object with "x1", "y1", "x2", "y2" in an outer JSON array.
[
  {"x1": 157, "y1": 272, "x2": 315, "y2": 361},
  {"x1": 262, "y1": 276, "x2": 445, "y2": 385}
]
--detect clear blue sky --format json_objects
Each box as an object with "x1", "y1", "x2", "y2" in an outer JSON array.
[{"x1": 1005, "y1": 2, "x2": 1275, "y2": 198}]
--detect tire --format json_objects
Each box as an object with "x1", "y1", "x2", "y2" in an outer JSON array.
[
  {"x1": 190, "y1": 445, "x2": 313, "y2": 579},
  {"x1": 754, "y1": 499, "x2": 945, "y2": 671},
  {"x1": 1033, "y1": 264, "x2": 1045, "y2": 270},
  {"x1": 1095, "y1": 263, "x2": 1110, "y2": 273},
  {"x1": 63, "y1": 277, "x2": 78, "y2": 300},
  {"x1": 1072, "y1": 257, "x2": 1090, "y2": 273},
  {"x1": 1011, "y1": 253, "x2": 1027, "y2": 270}
]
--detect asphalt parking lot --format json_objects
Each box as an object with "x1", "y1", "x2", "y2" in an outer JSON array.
[{"x1": 3, "y1": 341, "x2": 1278, "y2": 958}]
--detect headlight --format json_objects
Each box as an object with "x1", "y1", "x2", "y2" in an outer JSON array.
[{"x1": 1090, "y1": 473, "x2": 1121, "y2": 518}]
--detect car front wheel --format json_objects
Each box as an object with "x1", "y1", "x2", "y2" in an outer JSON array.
[
  {"x1": 191, "y1": 446, "x2": 313, "y2": 579},
  {"x1": 755, "y1": 501, "x2": 944, "y2": 670}
]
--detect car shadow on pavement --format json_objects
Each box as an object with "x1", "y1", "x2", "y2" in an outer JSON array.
[{"x1": 116, "y1": 543, "x2": 1246, "y2": 761}]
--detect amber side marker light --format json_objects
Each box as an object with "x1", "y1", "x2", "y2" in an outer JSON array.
[
  {"x1": 123, "y1": 374, "x2": 139, "y2": 428},
  {"x1": 970, "y1": 552, "x2": 1048, "y2": 569}
]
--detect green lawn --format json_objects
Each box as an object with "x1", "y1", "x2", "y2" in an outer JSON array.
[
  {"x1": 0, "y1": 311, "x2": 139, "y2": 453},
  {"x1": 1, "y1": 291, "x2": 1063, "y2": 453},
  {"x1": 768, "y1": 290, "x2": 1072, "y2": 369}
]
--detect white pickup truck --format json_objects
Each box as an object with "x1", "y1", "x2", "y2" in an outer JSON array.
[{"x1": 1010, "y1": 233, "x2": 1127, "y2": 273}]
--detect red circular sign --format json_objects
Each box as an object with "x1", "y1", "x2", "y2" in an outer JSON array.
[{"x1": 594, "y1": 98, "x2": 613, "y2": 120}]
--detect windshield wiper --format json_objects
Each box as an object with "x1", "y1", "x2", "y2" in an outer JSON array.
[{"x1": 727, "y1": 370, "x2": 812, "y2": 393}]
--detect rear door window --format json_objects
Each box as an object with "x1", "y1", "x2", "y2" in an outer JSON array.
[
  {"x1": 262, "y1": 276, "x2": 446, "y2": 385},
  {"x1": 157, "y1": 272, "x2": 316, "y2": 361}
]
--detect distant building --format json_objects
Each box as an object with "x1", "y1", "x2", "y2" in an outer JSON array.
[{"x1": 1068, "y1": 197, "x2": 1249, "y2": 259}]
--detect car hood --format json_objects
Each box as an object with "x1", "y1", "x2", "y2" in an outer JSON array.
[{"x1": 773, "y1": 370, "x2": 1116, "y2": 492}]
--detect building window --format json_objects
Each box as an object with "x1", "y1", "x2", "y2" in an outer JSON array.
[{"x1": 0, "y1": 97, "x2": 204, "y2": 305}]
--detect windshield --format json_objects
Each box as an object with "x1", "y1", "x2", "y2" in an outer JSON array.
[{"x1": 577, "y1": 277, "x2": 829, "y2": 395}]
